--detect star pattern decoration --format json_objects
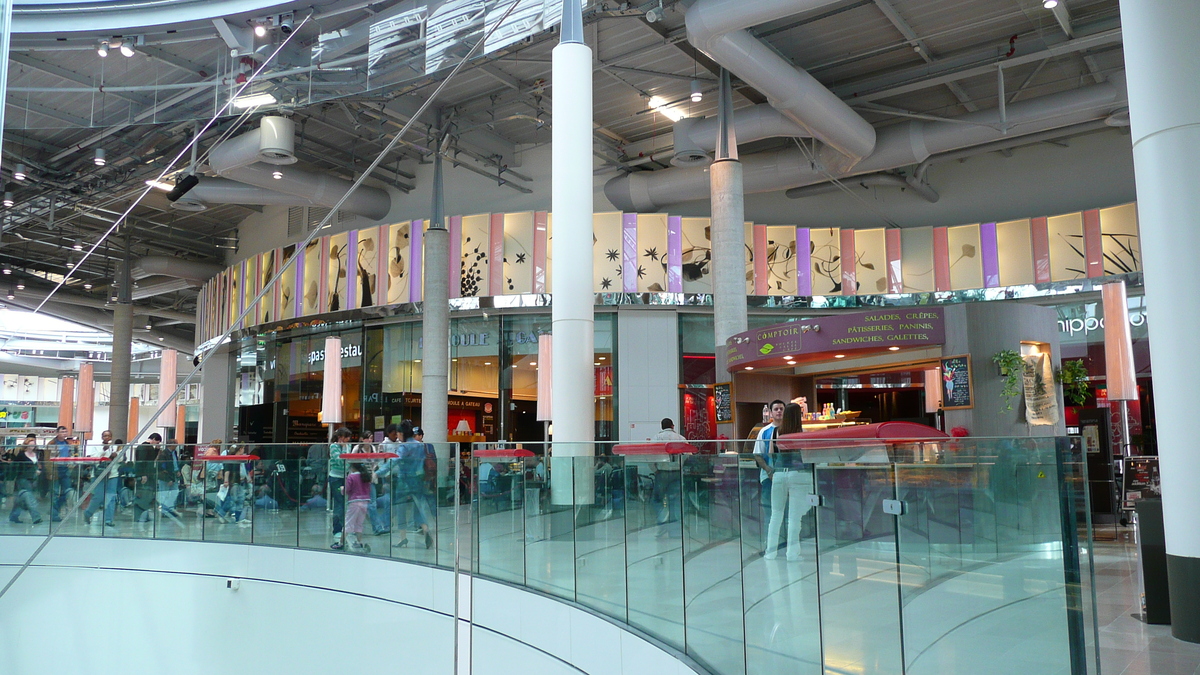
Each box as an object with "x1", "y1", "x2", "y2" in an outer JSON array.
[
  {"x1": 600, "y1": 277, "x2": 612, "y2": 289},
  {"x1": 643, "y1": 247, "x2": 659, "y2": 262},
  {"x1": 605, "y1": 248, "x2": 619, "y2": 261},
  {"x1": 637, "y1": 265, "x2": 646, "y2": 279},
  {"x1": 515, "y1": 253, "x2": 527, "y2": 264}
]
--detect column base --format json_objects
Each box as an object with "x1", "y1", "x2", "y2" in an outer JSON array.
[{"x1": 1167, "y1": 554, "x2": 1200, "y2": 643}]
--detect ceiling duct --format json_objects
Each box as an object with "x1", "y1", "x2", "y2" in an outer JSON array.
[
  {"x1": 192, "y1": 116, "x2": 392, "y2": 221},
  {"x1": 606, "y1": 73, "x2": 1127, "y2": 211},
  {"x1": 671, "y1": 103, "x2": 810, "y2": 166},
  {"x1": 132, "y1": 256, "x2": 224, "y2": 284},
  {"x1": 685, "y1": 0, "x2": 876, "y2": 170}
]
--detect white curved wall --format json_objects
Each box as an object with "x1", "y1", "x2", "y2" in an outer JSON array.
[{"x1": 0, "y1": 536, "x2": 699, "y2": 675}]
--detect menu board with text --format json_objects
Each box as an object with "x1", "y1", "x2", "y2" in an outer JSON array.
[
  {"x1": 714, "y1": 382, "x2": 733, "y2": 423},
  {"x1": 940, "y1": 355, "x2": 974, "y2": 410}
]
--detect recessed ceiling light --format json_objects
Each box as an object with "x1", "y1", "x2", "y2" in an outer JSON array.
[
  {"x1": 888, "y1": 346, "x2": 900, "y2": 351},
  {"x1": 414, "y1": 359, "x2": 421, "y2": 363},
  {"x1": 483, "y1": 361, "x2": 491, "y2": 366},
  {"x1": 598, "y1": 356, "x2": 605, "y2": 360},
  {"x1": 529, "y1": 361, "x2": 536, "y2": 366},
  {"x1": 834, "y1": 354, "x2": 845, "y2": 359},
  {"x1": 1042, "y1": 0, "x2": 1058, "y2": 8},
  {"x1": 744, "y1": 366, "x2": 754, "y2": 370},
  {"x1": 594, "y1": 362, "x2": 600, "y2": 366}
]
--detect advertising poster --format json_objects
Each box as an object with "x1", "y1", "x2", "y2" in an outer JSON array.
[
  {"x1": 1022, "y1": 352, "x2": 1060, "y2": 425},
  {"x1": 940, "y1": 354, "x2": 973, "y2": 410},
  {"x1": 713, "y1": 382, "x2": 733, "y2": 423}
]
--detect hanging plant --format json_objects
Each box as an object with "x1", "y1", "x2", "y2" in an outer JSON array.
[
  {"x1": 993, "y1": 350, "x2": 1024, "y2": 411},
  {"x1": 1056, "y1": 359, "x2": 1091, "y2": 407}
]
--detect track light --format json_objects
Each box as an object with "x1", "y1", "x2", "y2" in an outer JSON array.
[
  {"x1": 120, "y1": 42, "x2": 135, "y2": 57},
  {"x1": 272, "y1": 170, "x2": 283, "y2": 180},
  {"x1": 3, "y1": 193, "x2": 12, "y2": 208},
  {"x1": 1043, "y1": 0, "x2": 1058, "y2": 7},
  {"x1": 97, "y1": 41, "x2": 109, "y2": 58},
  {"x1": 254, "y1": 22, "x2": 268, "y2": 37},
  {"x1": 13, "y1": 164, "x2": 26, "y2": 181},
  {"x1": 690, "y1": 80, "x2": 703, "y2": 103},
  {"x1": 146, "y1": 179, "x2": 173, "y2": 191},
  {"x1": 165, "y1": 174, "x2": 199, "y2": 202},
  {"x1": 73, "y1": 239, "x2": 83, "y2": 251},
  {"x1": 94, "y1": 148, "x2": 106, "y2": 166},
  {"x1": 145, "y1": 323, "x2": 153, "y2": 330},
  {"x1": 278, "y1": 12, "x2": 294, "y2": 34}
]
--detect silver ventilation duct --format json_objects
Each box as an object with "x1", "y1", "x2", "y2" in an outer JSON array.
[
  {"x1": 606, "y1": 74, "x2": 1127, "y2": 211},
  {"x1": 182, "y1": 116, "x2": 393, "y2": 221},
  {"x1": 671, "y1": 104, "x2": 810, "y2": 166}
]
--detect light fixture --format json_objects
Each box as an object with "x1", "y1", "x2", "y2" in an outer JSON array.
[
  {"x1": 253, "y1": 22, "x2": 268, "y2": 37},
  {"x1": 119, "y1": 41, "x2": 135, "y2": 57},
  {"x1": 73, "y1": 239, "x2": 83, "y2": 251},
  {"x1": 414, "y1": 359, "x2": 421, "y2": 363},
  {"x1": 5, "y1": 289, "x2": 13, "y2": 300},
  {"x1": 598, "y1": 356, "x2": 606, "y2": 360},
  {"x1": 888, "y1": 346, "x2": 900, "y2": 351},
  {"x1": 648, "y1": 95, "x2": 685, "y2": 122},
  {"x1": 2, "y1": 193, "x2": 12, "y2": 208},
  {"x1": 272, "y1": 170, "x2": 283, "y2": 180},
  {"x1": 158, "y1": 337, "x2": 165, "y2": 341},
  {"x1": 93, "y1": 148, "x2": 106, "y2": 166},
  {"x1": 834, "y1": 354, "x2": 845, "y2": 359},
  {"x1": 594, "y1": 362, "x2": 600, "y2": 366},
  {"x1": 231, "y1": 92, "x2": 278, "y2": 109},
  {"x1": 15, "y1": 282, "x2": 24, "y2": 290},
  {"x1": 529, "y1": 361, "x2": 537, "y2": 366},
  {"x1": 97, "y1": 41, "x2": 109, "y2": 58},
  {"x1": 278, "y1": 12, "x2": 294, "y2": 34},
  {"x1": 1, "y1": 267, "x2": 9, "y2": 275},
  {"x1": 1042, "y1": 0, "x2": 1058, "y2": 7},
  {"x1": 744, "y1": 366, "x2": 754, "y2": 371},
  {"x1": 483, "y1": 361, "x2": 492, "y2": 366},
  {"x1": 13, "y1": 164, "x2": 26, "y2": 181},
  {"x1": 690, "y1": 80, "x2": 703, "y2": 103},
  {"x1": 165, "y1": 174, "x2": 199, "y2": 202},
  {"x1": 110, "y1": 295, "x2": 118, "y2": 302},
  {"x1": 145, "y1": 323, "x2": 152, "y2": 330},
  {"x1": 83, "y1": 282, "x2": 92, "y2": 290},
  {"x1": 146, "y1": 179, "x2": 173, "y2": 191}
]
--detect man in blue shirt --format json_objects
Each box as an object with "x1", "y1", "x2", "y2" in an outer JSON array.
[
  {"x1": 753, "y1": 400, "x2": 786, "y2": 552},
  {"x1": 49, "y1": 426, "x2": 73, "y2": 522}
]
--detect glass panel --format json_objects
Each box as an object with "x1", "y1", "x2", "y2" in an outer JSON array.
[
  {"x1": 526, "y1": 448, "x2": 578, "y2": 601},
  {"x1": 623, "y1": 450, "x2": 685, "y2": 649},
  {"x1": 574, "y1": 453, "x2": 627, "y2": 620},
  {"x1": 741, "y1": 458, "x2": 822, "y2": 675},
  {"x1": 814, "y1": 461, "x2": 904, "y2": 675},
  {"x1": 475, "y1": 449, "x2": 526, "y2": 584},
  {"x1": 683, "y1": 452, "x2": 746, "y2": 675}
]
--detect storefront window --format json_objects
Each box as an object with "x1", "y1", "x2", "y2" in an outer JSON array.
[{"x1": 262, "y1": 326, "x2": 363, "y2": 443}]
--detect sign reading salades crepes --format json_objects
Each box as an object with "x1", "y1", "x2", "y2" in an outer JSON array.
[{"x1": 725, "y1": 308, "x2": 946, "y2": 371}]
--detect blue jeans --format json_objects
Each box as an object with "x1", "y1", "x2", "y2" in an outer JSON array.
[
  {"x1": 653, "y1": 470, "x2": 682, "y2": 525},
  {"x1": 52, "y1": 471, "x2": 73, "y2": 514},
  {"x1": 84, "y1": 477, "x2": 121, "y2": 524},
  {"x1": 9, "y1": 479, "x2": 41, "y2": 523},
  {"x1": 216, "y1": 484, "x2": 243, "y2": 521},
  {"x1": 367, "y1": 483, "x2": 391, "y2": 533},
  {"x1": 393, "y1": 475, "x2": 430, "y2": 530},
  {"x1": 329, "y1": 478, "x2": 344, "y2": 535}
]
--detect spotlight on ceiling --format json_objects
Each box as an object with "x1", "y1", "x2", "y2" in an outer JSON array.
[
  {"x1": 5, "y1": 289, "x2": 13, "y2": 300},
  {"x1": 253, "y1": 22, "x2": 268, "y2": 37},
  {"x1": 13, "y1": 164, "x2": 26, "y2": 181},
  {"x1": 272, "y1": 170, "x2": 283, "y2": 180},
  {"x1": 15, "y1": 282, "x2": 24, "y2": 291},
  {"x1": 2, "y1": 193, "x2": 12, "y2": 208},
  {"x1": 146, "y1": 179, "x2": 174, "y2": 191},
  {"x1": 93, "y1": 148, "x2": 106, "y2": 166},
  {"x1": 690, "y1": 80, "x2": 703, "y2": 103},
  {"x1": 83, "y1": 282, "x2": 92, "y2": 290},
  {"x1": 119, "y1": 41, "x2": 135, "y2": 57},
  {"x1": 2, "y1": 267, "x2": 10, "y2": 275},
  {"x1": 97, "y1": 41, "x2": 109, "y2": 58},
  {"x1": 1042, "y1": 0, "x2": 1058, "y2": 7},
  {"x1": 73, "y1": 239, "x2": 83, "y2": 251},
  {"x1": 277, "y1": 12, "x2": 294, "y2": 34},
  {"x1": 165, "y1": 174, "x2": 200, "y2": 202}
]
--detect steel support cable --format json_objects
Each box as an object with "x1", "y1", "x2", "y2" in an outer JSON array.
[{"x1": 0, "y1": 0, "x2": 523, "y2": 603}]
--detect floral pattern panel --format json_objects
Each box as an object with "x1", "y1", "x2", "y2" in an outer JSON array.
[
  {"x1": 387, "y1": 221, "x2": 411, "y2": 304},
  {"x1": 809, "y1": 227, "x2": 842, "y2": 295},
  {"x1": 504, "y1": 211, "x2": 534, "y2": 294},
  {"x1": 637, "y1": 213, "x2": 668, "y2": 292},
  {"x1": 460, "y1": 214, "x2": 491, "y2": 297},
  {"x1": 327, "y1": 231, "x2": 350, "y2": 312},
  {"x1": 680, "y1": 217, "x2": 712, "y2": 294},
  {"x1": 356, "y1": 227, "x2": 379, "y2": 308},
  {"x1": 593, "y1": 212, "x2": 623, "y2": 292}
]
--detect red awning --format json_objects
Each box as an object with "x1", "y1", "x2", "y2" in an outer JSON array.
[{"x1": 612, "y1": 442, "x2": 698, "y2": 456}]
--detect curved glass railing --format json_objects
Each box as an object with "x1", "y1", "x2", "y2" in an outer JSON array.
[{"x1": 1, "y1": 436, "x2": 1099, "y2": 675}]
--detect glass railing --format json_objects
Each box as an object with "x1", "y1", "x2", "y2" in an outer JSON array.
[{"x1": 1, "y1": 436, "x2": 1098, "y2": 675}]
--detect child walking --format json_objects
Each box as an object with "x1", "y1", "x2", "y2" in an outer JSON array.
[{"x1": 337, "y1": 462, "x2": 374, "y2": 553}]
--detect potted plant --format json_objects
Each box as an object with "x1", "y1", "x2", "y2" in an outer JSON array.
[
  {"x1": 1056, "y1": 359, "x2": 1090, "y2": 406},
  {"x1": 992, "y1": 349, "x2": 1024, "y2": 412}
]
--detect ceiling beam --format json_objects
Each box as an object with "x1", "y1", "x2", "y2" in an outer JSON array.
[
  {"x1": 871, "y1": 0, "x2": 977, "y2": 112},
  {"x1": 636, "y1": 18, "x2": 768, "y2": 105},
  {"x1": 137, "y1": 45, "x2": 212, "y2": 79},
  {"x1": 9, "y1": 53, "x2": 153, "y2": 109}
]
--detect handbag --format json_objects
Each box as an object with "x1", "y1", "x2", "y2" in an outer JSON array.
[{"x1": 217, "y1": 484, "x2": 230, "y2": 503}]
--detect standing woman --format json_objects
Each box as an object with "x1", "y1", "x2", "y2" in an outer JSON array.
[{"x1": 762, "y1": 402, "x2": 812, "y2": 561}]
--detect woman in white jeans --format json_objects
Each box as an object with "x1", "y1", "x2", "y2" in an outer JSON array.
[{"x1": 762, "y1": 403, "x2": 812, "y2": 561}]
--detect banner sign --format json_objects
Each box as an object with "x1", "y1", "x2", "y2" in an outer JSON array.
[
  {"x1": 724, "y1": 308, "x2": 945, "y2": 371},
  {"x1": 1022, "y1": 352, "x2": 1060, "y2": 425}
]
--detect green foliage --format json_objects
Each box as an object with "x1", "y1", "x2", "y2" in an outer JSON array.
[
  {"x1": 993, "y1": 350, "x2": 1024, "y2": 412},
  {"x1": 1056, "y1": 359, "x2": 1091, "y2": 407}
]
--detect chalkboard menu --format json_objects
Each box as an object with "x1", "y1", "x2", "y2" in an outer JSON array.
[
  {"x1": 940, "y1": 354, "x2": 974, "y2": 410},
  {"x1": 714, "y1": 382, "x2": 733, "y2": 423}
]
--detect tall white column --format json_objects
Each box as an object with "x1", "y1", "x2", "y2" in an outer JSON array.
[
  {"x1": 423, "y1": 125, "x2": 451, "y2": 461},
  {"x1": 1120, "y1": 0, "x2": 1200, "y2": 643},
  {"x1": 550, "y1": 0, "x2": 595, "y2": 504},
  {"x1": 109, "y1": 245, "x2": 135, "y2": 444},
  {"x1": 711, "y1": 69, "x2": 747, "y2": 378}
]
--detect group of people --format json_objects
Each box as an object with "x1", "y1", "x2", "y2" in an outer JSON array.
[{"x1": 752, "y1": 399, "x2": 813, "y2": 561}]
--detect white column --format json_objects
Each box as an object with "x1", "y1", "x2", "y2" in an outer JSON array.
[
  {"x1": 1120, "y1": 0, "x2": 1200, "y2": 643},
  {"x1": 711, "y1": 69, "x2": 747, "y2": 378},
  {"x1": 550, "y1": 0, "x2": 595, "y2": 504},
  {"x1": 423, "y1": 135, "x2": 451, "y2": 463}
]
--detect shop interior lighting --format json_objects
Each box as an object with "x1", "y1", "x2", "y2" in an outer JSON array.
[
  {"x1": 2, "y1": 193, "x2": 12, "y2": 208},
  {"x1": 83, "y1": 283, "x2": 92, "y2": 290},
  {"x1": 13, "y1": 164, "x2": 26, "y2": 181},
  {"x1": 232, "y1": 92, "x2": 278, "y2": 109},
  {"x1": 483, "y1": 361, "x2": 492, "y2": 366},
  {"x1": 889, "y1": 346, "x2": 900, "y2": 351},
  {"x1": 97, "y1": 41, "x2": 109, "y2": 58},
  {"x1": 93, "y1": 148, "x2": 106, "y2": 166},
  {"x1": 690, "y1": 80, "x2": 703, "y2": 103},
  {"x1": 648, "y1": 95, "x2": 685, "y2": 122},
  {"x1": 744, "y1": 366, "x2": 754, "y2": 370},
  {"x1": 834, "y1": 354, "x2": 845, "y2": 358},
  {"x1": 594, "y1": 362, "x2": 600, "y2": 366}
]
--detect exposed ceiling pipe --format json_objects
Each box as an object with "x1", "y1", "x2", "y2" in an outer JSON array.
[
  {"x1": 173, "y1": 178, "x2": 327, "y2": 211},
  {"x1": 202, "y1": 116, "x2": 392, "y2": 220},
  {"x1": 685, "y1": 0, "x2": 876, "y2": 169},
  {"x1": 671, "y1": 103, "x2": 810, "y2": 166},
  {"x1": 605, "y1": 72, "x2": 1126, "y2": 211},
  {"x1": 785, "y1": 173, "x2": 939, "y2": 203},
  {"x1": 911, "y1": 119, "x2": 1113, "y2": 182},
  {"x1": 5, "y1": 297, "x2": 194, "y2": 354},
  {"x1": 132, "y1": 256, "x2": 224, "y2": 283}
]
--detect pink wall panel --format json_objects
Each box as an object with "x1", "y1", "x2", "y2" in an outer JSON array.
[
  {"x1": 885, "y1": 228, "x2": 903, "y2": 293},
  {"x1": 933, "y1": 227, "x2": 951, "y2": 292},
  {"x1": 533, "y1": 211, "x2": 548, "y2": 294},
  {"x1": 488, "y1": 213, "x2": 505, "y2": 296},
  {"x1": 1083, "y1": 209, "x2": 1104, "y2": 278},
  {"x1": 1031, "y1": 216, "x2": 1051, "y2": 283},
  {"x1": 840, "y1": 228, "x2": 856, "y2": 295},
  {"x1": 753, "y1": 225, "x2": 769, "y2": 295}
]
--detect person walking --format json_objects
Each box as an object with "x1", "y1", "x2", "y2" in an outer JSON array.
[
  {"x1": 49, "y1": 426, "x2": 73, "y2": 522},
  {"x1": 761, "y1": 402, "x2": 811, "y2": 561},
  {"x1": 132, "y1": 434, "x2": 162, "y2": 524},
  {"x1": 156, "y1": 442, "x2": 184, "y2": 523},
  {"x1": 8, "y1": 437, "x2": 43, "y2": 525},
  {"x1": 356, "y1": 430, "x2": 390, "y2": 536},
  {"x1": 327, "y1": 428, "x2": 353, "y2": 547},
  {"x1": 387, "y1": 422, "x2": 433, "y2": 549},
  {"x1": 651, "y1": 419, "x2": 686, "y2": 535},
  {"x1": 753, "y1": 400, "x2": 786, "y2": 549},
  {"x1": 84, "y1": 437, "x2": 125, "y2": 528}
]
